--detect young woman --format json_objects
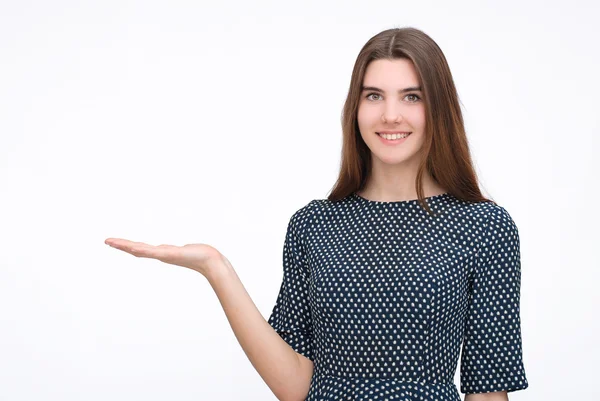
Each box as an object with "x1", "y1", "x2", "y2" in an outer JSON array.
[{"x1": 105, "y1": 27, "x2": 529, "y2": 401}]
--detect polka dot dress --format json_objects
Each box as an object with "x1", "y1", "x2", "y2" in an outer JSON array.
[{"x1": 268, "y1": 192, "x2": 529, "y2": 400}]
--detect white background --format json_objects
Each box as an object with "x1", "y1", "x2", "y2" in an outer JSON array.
[{"x1": 1, "y1": 1, "x2": 598, "y2": 400}]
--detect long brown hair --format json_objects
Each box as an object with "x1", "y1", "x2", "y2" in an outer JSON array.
[{"x1": 327, "y1": 27, "x2": 495, "y2": 215}]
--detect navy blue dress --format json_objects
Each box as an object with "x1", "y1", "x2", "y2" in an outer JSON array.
[{"x1": 268, "y1": 192, "x2": 529, "y2": 400}]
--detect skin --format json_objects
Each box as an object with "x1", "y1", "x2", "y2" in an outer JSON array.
[
  {"x1": 357, "y1": 58, "x2": 509, "y2": 401},
  {"x1": 102, "y1": 240, "x2": 224, "y2": 278},
  {"x1": 104, "y1": 58, "x2": 509, "y2": 401},
  {"x1": 104, "y1": 238, "x2": 313, "y2": 401},
  {"x1": 356, "y1": 58, "x2": 447, "y2": 201},
  {"x1": 465, "y1": 392, "x2": 509, "y2": 401}
]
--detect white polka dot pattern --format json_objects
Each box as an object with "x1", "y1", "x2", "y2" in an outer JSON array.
[{"x1": 267, "y1": 193, "x2": 529, "y2": 400}]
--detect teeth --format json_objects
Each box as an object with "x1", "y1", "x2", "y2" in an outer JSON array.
[{"x1": 379, "y1": 132, "x2": 410, "y2": 140}]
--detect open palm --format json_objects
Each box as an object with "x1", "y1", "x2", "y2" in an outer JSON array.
[{"x1": 105, "y1": 238, "x2": 223, "y2": 277}]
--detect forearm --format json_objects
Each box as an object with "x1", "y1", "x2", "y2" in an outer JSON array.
[
  {"x1": 206, "y1": 257, "x2": 313, "y2": 401},
  {"x1": 465, "y1": 391, "x2": 508, "y2": 401}
]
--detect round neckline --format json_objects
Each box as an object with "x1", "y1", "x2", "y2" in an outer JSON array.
[{"x1": 352, "y1": 191, "x2": 451, "y2": 205}]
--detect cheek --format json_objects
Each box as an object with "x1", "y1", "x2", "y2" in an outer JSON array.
[
  {"x1": 357, "y1": 106, "x2": 378, "y2": 127},
  {"x1": 410, "y1": 106, "x2": 426, "y2": 127}
]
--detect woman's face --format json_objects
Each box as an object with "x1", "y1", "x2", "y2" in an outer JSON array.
[{"x1": 357, "y1": 58, "x2": 426, "y2": 168}]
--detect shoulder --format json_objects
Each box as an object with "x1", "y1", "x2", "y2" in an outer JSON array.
[
  {"x1": 291, "y1": 197, "x2": 337, "y2": 219},
  {"x1": 442, "y1": 196, "x2": 518, "y2": 239},
  {"x1": 288, "y1": 197, "x2": 335, "y2": 241},
  {"x1": 472, "y1": 201, "x2": 519, "y2": 241},
  {"x1": 287, "y1": 198, "x2": 326, "y2": 237},
  {"x1": 469, "y1": 201, "x2": 520, "y2": 268}
]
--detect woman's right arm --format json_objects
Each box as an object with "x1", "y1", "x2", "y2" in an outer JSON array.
[
  {"x1": 104, "y1": 237, "x2": 313, "y2": 400},
  {"x1": 206, "y1": 254, "x2": 314, "y2": 401}
]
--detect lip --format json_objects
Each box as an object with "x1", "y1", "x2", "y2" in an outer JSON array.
[
  {"x1": 376, "y1": 131, "x2": 411, "y2": 134},
  {"x1": 377, "y1": 131, "x2": 412, "y2": 145}
]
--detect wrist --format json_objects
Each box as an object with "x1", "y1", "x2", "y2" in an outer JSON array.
[{"x1": 204, "y1": 253, "x2": 235, "y2": 284}]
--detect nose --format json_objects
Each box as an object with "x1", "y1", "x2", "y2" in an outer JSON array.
[{"x1": 380, "y1": 102, "x2": 402, "y2": 123}]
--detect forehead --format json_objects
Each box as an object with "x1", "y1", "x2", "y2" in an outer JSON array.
[{"x1": 362, "y1": 59, "x2": 420, "y2": 88}]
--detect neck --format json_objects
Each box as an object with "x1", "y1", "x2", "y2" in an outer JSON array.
[{"x1": 358, "y1": 160, "x2": 446, "y2": 202}]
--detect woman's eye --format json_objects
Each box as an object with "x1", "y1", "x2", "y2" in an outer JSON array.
[{"x1": 365, "y1": 93, "x2": 421, "y2": 102}]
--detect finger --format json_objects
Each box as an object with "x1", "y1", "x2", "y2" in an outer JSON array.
[
  {"x1": 148, "y1": 244, "x2": 180, "y2": 261},
  {"x1": 106, "y1": 239, "x2": 149, "y2": 255},
  {"x1": 131, "y1": 244, "x2": 179, "y2": 260},
  {"x1": 105, "y1": 238, "x2": 135, "y2": 247},
  {"x1": 122, "y1": 242, "x2": 156, "y2": 258},
  {"x1": 106, "y1": 238, "x2": 148, "y2": 248},
  {"x1": 128, "y1": 244, "x2": 151, "y2": 258},
  {"x1": 106, "y1": 238, "x2": 180, "y2": 262}
]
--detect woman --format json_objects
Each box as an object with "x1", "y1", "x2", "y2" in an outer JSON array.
[{"x1": 105, "y1": 27, "x2": 529, "y2": 401}]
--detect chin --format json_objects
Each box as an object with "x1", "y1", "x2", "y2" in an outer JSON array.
[
  {"x1": 374, "y1": 153, "x2": 418, "y2": 166},
  {"x1": 371, "y1": 152, "x2": 418, "y2": 166}
]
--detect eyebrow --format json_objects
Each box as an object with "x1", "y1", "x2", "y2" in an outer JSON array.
[{"x1": 361, "y1": 85, "x2": 422, "y2": 93}]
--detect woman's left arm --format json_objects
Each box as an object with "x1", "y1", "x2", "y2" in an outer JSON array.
[{"x1": 459, "y1": 205, "x2": 529, "y2": 397}]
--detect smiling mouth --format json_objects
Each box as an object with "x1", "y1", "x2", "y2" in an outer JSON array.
[{"x1": 377, "y1": 132, "x2": 412, "y2": 140}]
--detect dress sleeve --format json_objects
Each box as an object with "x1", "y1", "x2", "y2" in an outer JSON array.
[
  {"x1": 267, "y1": 203, "x2": 315, "y2": 361},
  {"x1": 460, "y1": 205, "x2": 529, "y2": 394}
]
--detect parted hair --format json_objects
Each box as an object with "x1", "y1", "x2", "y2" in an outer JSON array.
[{"x1": 327, "y1": 27, "x2": 494, "y2": 215}]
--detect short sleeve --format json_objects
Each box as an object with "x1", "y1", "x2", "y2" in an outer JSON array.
[
  {"x1": 460, "y1": 205, "x2": 529, "y2": 394},
  {"x1": 267, "y1": 203, "x2": 315, "y2": 361}
]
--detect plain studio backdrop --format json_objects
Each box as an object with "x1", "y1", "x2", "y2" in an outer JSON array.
[{"x1": 1, "y1": 1, "x2": 598, "y2": 400}]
